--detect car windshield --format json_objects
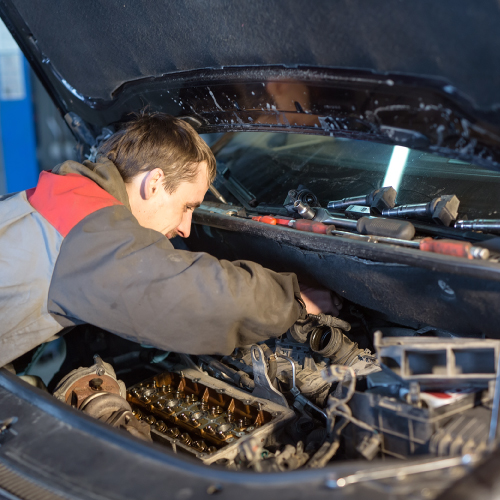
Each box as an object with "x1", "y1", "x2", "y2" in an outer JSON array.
[{"x1": 211, "y1": 132, "x2": 500, "y2": 219}]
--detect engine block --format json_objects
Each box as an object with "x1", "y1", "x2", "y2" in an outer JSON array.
[{"x1": 127, "y1": 366, "x2": 295, "y2": 465}]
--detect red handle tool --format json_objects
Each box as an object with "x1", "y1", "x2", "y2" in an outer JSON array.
[
  {"x1": 251, "y1": 215, "x2": 277, "y2": 225},
  {"x1": 252, "y1": 215, "x2": 330, "y2": 234},
  {"x1": 419, "y1": 238, "x2": 487, "y2": 259},
  {"x1": 252, "y1": 216, "x2": 488, "y2": 258},
  {"x1": 289, "y1": 219, "x2": 329, "y2": 234}
]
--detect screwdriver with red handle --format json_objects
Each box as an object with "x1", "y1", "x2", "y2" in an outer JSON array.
[
  {"x1": 328, "y1": 228, "x2": 490, "y2": 260},
  {"x1": 251, "y1": 216, "x2": 489, "y2": 259},
  {"x1": 252, "y1": 215, "x2": 329, "y2": 234}
]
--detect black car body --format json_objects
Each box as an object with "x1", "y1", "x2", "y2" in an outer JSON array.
[{"x1": 2, "y1": 1, "x2": 500, "y2": 499}]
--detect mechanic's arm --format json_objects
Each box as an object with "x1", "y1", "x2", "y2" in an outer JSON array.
[
  {"x1": 299, "y1": 284, "x2": 341, "y2": 316},
  {"x1": 47, "y1": 205, "x2": 330, "y2": 355}
]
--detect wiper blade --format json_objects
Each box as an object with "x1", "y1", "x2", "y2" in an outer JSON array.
[
  {"x1": 207, "y1": 133, "x2": 236, "y2": 204},
  {"x1": 208, "y1": 132, "x2": 258, "y2": 210},
  {"x1": 215, "y1": 162, "x2": 258, "y2": 210}
]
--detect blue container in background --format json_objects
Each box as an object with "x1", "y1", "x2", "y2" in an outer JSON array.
[{"x1": 0, "y1": 20, "x2": 38, "y2": 195}]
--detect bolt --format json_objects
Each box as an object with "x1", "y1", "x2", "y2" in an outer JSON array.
[
  {"x1": 156, "y1": 420, "x2": 167, "y2": 432},
  {"x1": 210, "y1": 406, "x2": 224, "y2": 417},
  {"x1": 191, "y1": 412, "x2": 204, "y2": 426},
  {"x1": 235, "y1": 417, "x2": 251, "y2": 431},
  {"x1": 205, "y1": 425, "x2": 217, "y2": 435},
  {"x1": 193, "y1": 440, "x2": 207, "y2": 452},
  {"x1": 89, "y1": 378, "x2": 103, "y2": 391},
  {"x1": 166, "y1": 427, "x2": 180, "y2": 438},
  {"x1": 145, "y1": 415, "x2": 156, "y2": 425},
  {"x1": 180, "y1": 433, "x2": 192, "y2": 445}
]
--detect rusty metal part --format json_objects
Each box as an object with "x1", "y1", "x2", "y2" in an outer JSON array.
[
  {"x1": 62, "y1": 374, "x2": 122, "y2": 408},
  {"x1": 53, "y1": 358, "x2": 151, "y2": 441},
  {"x1": 53, "y1": 357, "x2": 126, "y2": 408}
]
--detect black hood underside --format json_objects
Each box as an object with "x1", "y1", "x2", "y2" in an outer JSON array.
[
  {"x1": 2, "y1": 0, "x2": 500, "y2": 169},
  {"x1": 5, "y1": 0, "x2": 500, "y2": 109}
]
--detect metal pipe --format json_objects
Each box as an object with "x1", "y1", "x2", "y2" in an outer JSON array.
[
  {"x1": 277, "y1": 354, "x2": 327, "y2": 420},
  {"x1": 328, "y1": 228, "x2": 420, "y2": 247},
  {"x1": 455, "y1": 219, "x2": 500, "y2": 234},
  {"x1": 488, "y1": 351, "x2": 500, "y2": 448},
  {"x1": 277, "y1": 354, "x2": 297, "y2": 391},
  {"x1": 326, "y1": 455, "x2": 476, "y2": 489}
]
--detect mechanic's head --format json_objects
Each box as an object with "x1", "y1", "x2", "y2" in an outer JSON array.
[{"x1": 97, "y1": 113, "x2": 215, "y2": 238}]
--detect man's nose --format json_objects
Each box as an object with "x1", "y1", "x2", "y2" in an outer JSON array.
[{"x1": 176, "y1": 212, "x2": 193, "y2": 238}]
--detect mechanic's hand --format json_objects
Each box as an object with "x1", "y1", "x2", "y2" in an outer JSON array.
[{"x1": 299, "y1": 283, "x2": 342, "y2": 316}]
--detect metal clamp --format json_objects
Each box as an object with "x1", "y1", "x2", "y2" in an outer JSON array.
[{"x1": 251, "y1": 345, "x2": 288, "y2": 407}]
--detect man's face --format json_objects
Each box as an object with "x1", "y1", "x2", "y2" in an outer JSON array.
[{"x1": 126, "y1": 161, "x2": 209, "y2": 238}]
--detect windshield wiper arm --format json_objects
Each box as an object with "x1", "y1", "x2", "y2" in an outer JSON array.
[
  {"x1": 207, "y1": 132, "x2": 258, "y2": 209},
  {"x1": 216, "y1": 162, "x2": 258, "y2": 209}
]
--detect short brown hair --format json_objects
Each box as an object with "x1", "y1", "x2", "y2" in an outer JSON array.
[{"x1": 97, "y1": 112, "x2": 216, "y2": 193}]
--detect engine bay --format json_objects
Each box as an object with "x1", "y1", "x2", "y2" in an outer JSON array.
[{"x1": 39, "y1": 308, "x2": 498, "y2": 475}]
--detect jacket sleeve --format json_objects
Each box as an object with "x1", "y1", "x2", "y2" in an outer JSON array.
[{"x1": 47, "y1": 205, "x2": 304, "y2": 355}]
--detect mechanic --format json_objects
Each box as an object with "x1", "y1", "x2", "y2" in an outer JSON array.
[{"x1": 0, "y1": 113, "x2": 338, "y2": 368}]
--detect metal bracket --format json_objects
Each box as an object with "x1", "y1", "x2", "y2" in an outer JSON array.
[{"x1": 251, "y1": 345, "x2": 288, "y2": 408}]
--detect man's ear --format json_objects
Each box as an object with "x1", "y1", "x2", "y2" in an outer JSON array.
[{"x1": 143, "y1": 168, "x2": 165, "y2": 200}]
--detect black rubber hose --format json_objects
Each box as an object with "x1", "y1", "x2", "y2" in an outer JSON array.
[{"x1": 309, "y1": 326, "x2": 365, "y2": 366}]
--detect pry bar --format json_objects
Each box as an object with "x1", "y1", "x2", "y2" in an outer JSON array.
[{"x1": 294, "y1": 200, "x2": 415, "y2": 240}]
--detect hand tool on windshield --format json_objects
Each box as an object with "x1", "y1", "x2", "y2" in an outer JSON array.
[
  {"x1": 327, "y1": 228, "x2": 490, "y2": 259},
  {"x1": 283, "y1": 187, "x2": 321, "y2": 215},
  {"x1": 327, "y1": 186, "x2": 397, "y2": 214},
  {"x1": 251, "y1": 215, "x2": 489, "y2": 258},
  {"x1": 294, "y1": 200, "x2": 416, "y2": 240},
  {"x1": 381, "y1": 194, "x2": 460, "y2": 227},
  {"x1": 252, "y1": 215, "x2": 330, "y2": 234},
  {"x1": 455, "y1": 219, "x2": 500, "y2": 234}
]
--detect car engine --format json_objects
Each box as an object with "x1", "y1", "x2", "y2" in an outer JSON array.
[{"x1": 49, "y1": 311, "x2": 498, "y2": 472}]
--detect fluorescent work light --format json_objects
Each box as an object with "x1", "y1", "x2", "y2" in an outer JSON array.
[{"x1": 383, "y1": 146, "x2": 410, "y2": 197}]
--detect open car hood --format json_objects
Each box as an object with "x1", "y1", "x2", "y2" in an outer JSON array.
[{"x1": 2, "y1": 0, "x2": 500, "y2": 169}]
